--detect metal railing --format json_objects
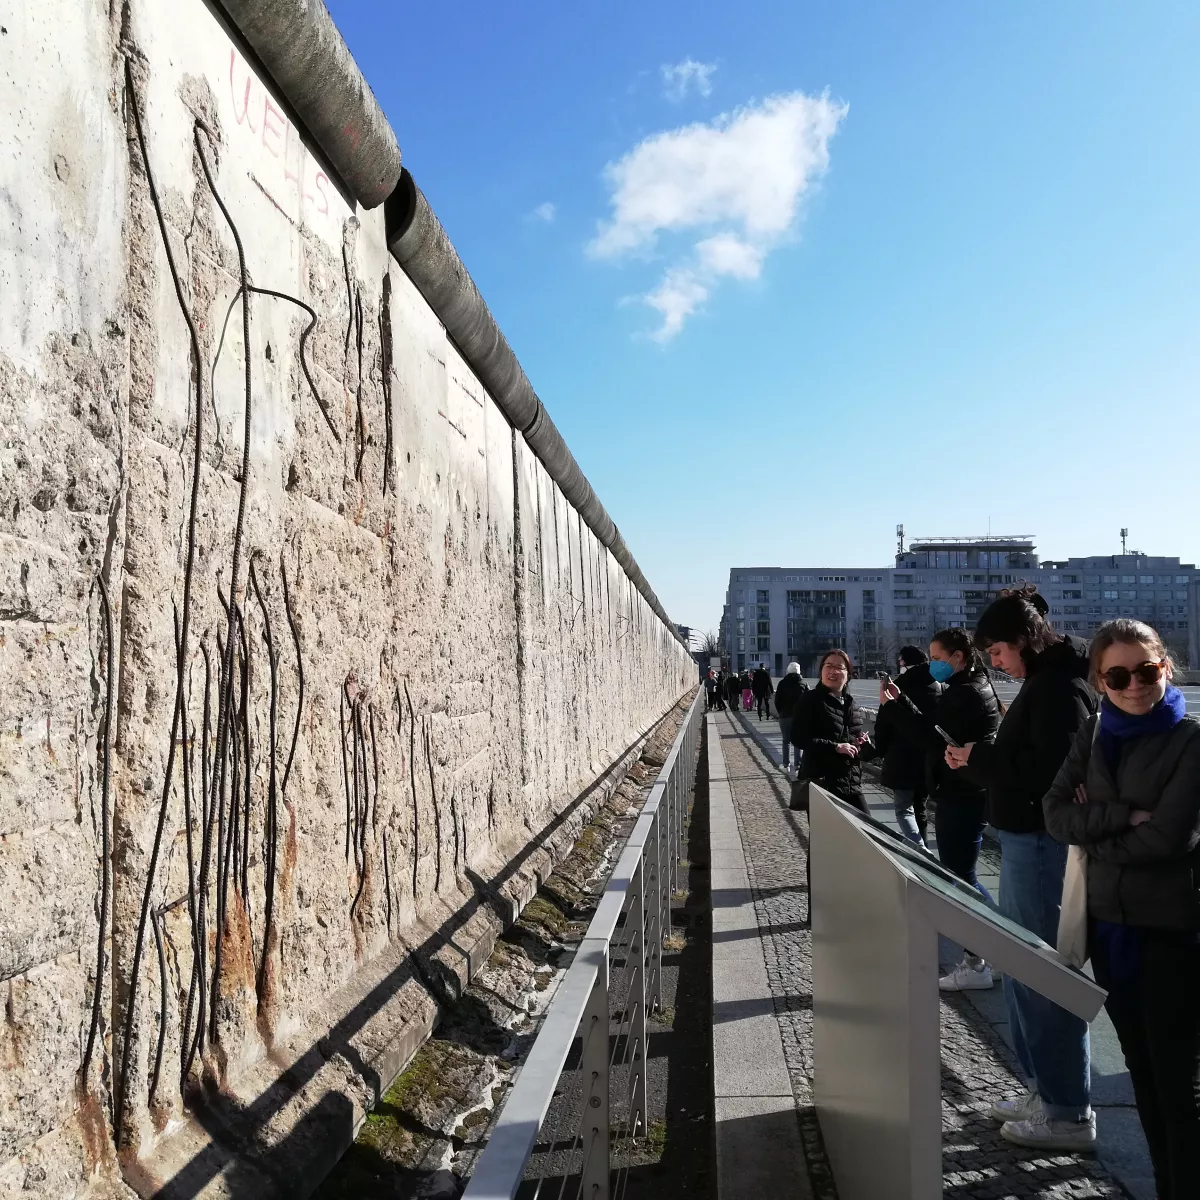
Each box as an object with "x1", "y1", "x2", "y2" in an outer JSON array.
[{"x1": 463, "y1": 687, "x2": 704, "y2": 1200}]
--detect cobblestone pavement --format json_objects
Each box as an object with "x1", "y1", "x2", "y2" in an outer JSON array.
[{"x1": 716, "y1": 713, "x2": 1127, "y2": 1200}]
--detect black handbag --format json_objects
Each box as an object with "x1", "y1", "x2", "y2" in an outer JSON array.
[{"x1": 788, "y1": 776, "x2": 811, "y2": 812}]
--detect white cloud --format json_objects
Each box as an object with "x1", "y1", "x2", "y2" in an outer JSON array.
[
  {"x1": 532, "y1": 201, "x2": 557, "y2": 223},
  {"x1": 695, "y1": 233, "x2": 764, "y2": 280},
  {"x1": 644, "y1": 269, "x2": 710, "y2": 343},
  {"x1": 661, "y1": 58, "x2": 716, "y2": 102},
  {"x1": 587, "y1": 90, "x2": 848, "y2": 339}
]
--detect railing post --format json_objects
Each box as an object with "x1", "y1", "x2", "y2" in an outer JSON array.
[
  {"x1": 648, "y1": 808, "x2": 663, "y2": 1012},
  {"x1": 579, "y1": 942, "x2": 610, "y2": 1200},
  {"x1": 628, "y1": 861, "x2": 648, "y2": 1137}
]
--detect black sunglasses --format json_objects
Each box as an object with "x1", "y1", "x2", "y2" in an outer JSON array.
[{"x1": 1100, "y1": 660, "x2": 1166, "y2": 691}]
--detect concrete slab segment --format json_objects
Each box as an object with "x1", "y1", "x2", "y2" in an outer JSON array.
[{"x1": 707, "y1": 714, "x2": 813, "y2": 1200}]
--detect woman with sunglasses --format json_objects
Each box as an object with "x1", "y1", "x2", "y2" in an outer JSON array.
[{"x1": 1043, "y1": 619, "x2": 1200, "y2": 1200}]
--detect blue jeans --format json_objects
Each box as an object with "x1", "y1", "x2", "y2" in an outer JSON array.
[
  {"x1": 934, "y1": 795, "x2": 991, "y2": 903},
  {"x1": 998, "y1": 830, "x2": 1092, "y2": 1119},
  {"x1": 778, "y1": 716, "x2": 793, "y2": 767},
  {"x1": 893, "y1": 787, "x2": 927, "y2": 845}
]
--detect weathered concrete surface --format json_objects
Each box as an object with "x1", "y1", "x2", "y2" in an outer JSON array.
[{"x1": 0, "y1": 3, "x2": 693, "y2": 1196}]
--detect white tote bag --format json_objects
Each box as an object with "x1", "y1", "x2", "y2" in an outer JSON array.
[{"x1": 1057, "y1": 845, "x2": 1089, "y2": 968}]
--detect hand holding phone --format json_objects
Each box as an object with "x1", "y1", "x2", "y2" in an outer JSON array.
[{"x1": 934, "y1": 724, "x2": 963, "y2": 748}]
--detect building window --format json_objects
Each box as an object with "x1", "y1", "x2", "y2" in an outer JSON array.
[
  {"x1": 1140, "y1": 575, "x2": 1155, "y2": 585},
  {"x1": 1122, "y1": 575, "x2": 1136, "y2": 584},
  {"x1": 736, "y1": 605, "x2": 744, "y2": 619},
  {"x1": 757, "y1": 589, "x2": 769, "y2": 603},
  {"x1": 1063, "y1": 590, "x2": 1082, "y2": 599},
  {"x1": 1103, "y1": 575, "x2": 1118, "y2": 584},
  {"x1": 1102, "y1": 589, "x2": 1118, "y2": 600},
  {"x1": 1177, "y1": 575, "x2": 1190, "y2": 585},
  {"x1": 756, "y1": 621, "x2": 770, "y2": 635}
]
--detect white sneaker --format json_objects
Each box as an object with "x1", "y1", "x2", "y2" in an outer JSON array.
[
  {"x1": 1001, "y1": 1109, "x2": 1097, "y2": 1152},
  {"x1": 938, "y1": 960, "x2": 993, "y2": 991},
  {"x1": 988, "y1": 1090, "x2": 1041, "y2": 1123}
]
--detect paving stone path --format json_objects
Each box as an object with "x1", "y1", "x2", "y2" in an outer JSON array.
[{"x1": 715, "y1": 712, "x2": 1127, "y2": 1199}]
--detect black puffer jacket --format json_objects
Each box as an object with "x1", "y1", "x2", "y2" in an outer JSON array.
[
  {"x1": 1043, "y1": 714, "x2": 1200, "y2": 929},
  {"x1": 774, "y1": 672, "x2": 808, "y2": 718},
  {"x1": 874, "y1": 662, "x2": 941, "y2": 791},
  {"x1": 724, "y1": 674, "x2": 741, "y2": 705},
  {"x1": 962, "y1": 636, "x2": 1096, "y2": 833},
  {"x1": 789, "y1": 684, "x2": 875, "y2": 801},
  {"x1": 752, "y1": 667, "x2": 773, "y2": 699},
  {"x1": 890, "y1": 667, "x2": 1001, "y2": 804}
]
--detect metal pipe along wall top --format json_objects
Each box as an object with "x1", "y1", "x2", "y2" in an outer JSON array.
[
  {"x1": 386, "y1": 169, "x2": 681, "y2": 642},
  {"x1": 216, "y1": 0, "x2": 402, "y2": 208}
]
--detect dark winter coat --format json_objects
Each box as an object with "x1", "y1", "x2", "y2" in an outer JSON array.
[
  {"x1": 1043, "y1": 714, "x2": 1200, "y2": 930},
  {"x1": 725, "y1": 674, "x2": 741, "y2": 704},
  {"x1": 788, "y1": 683, "x2": 876, "y2": 801},
  {"x1": 774, "y1": 673, "x2": 808, "y2": 719},
  {"x1": 961, "y1": 636, "x2": 1097, "y2": 834},
  {"x1": 874, "y1": 662, "x2": 941, "y2": 791},
  {"x1": 890, "y1": 666, "x2": 1001, "y2": 805},
  {"x1": 751, "y1": 667, "x2": 774, "y2": 699}
]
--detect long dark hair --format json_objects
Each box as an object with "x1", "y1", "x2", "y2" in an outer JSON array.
[{"x1": 974, "y1": 585, "x2": 1061, "y2": 668}]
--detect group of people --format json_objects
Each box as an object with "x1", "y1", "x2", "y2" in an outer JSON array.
[
  {"x1": 704, "y1": 664, "x2": 775, "y2": 719},
  {"x1": 743, "y1": 587, "x2": 1197, "y2": 1198}
]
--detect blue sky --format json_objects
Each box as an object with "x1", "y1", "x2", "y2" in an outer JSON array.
[{"x1": 329, "y1": 0, "x2": 1200, "y2": 636}]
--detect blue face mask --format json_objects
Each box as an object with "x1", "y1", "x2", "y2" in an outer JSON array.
[{"x1": 928, "y1": 660, "x2": 955, "y2": 683}]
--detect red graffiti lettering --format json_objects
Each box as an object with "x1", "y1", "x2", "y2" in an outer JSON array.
[
  {"x1": 262, "y1": 95, "x2": 286, "y2": 158},
  {"x1": 229, "y1": 50, "x2": 257, "y2": 131},
  {"x1": 313, "y1": 172, "x2": 331, "y2": 216},
  {"x1": 283, "y1": 125, "x2": 301, "y2": 186},
  {"x1": 341, "y1": 121, "x2": 361, "y2": 151}
]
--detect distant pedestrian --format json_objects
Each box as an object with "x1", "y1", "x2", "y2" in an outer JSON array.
[
  {"x1": 874, "y1": 646, "x2": 941, "y2": 848},
  {"x1": 752, "y1": 664, "x2": 774, "y2": 721},
  {"x1": 724, "y1": 670, "x2": 741, "y2": 713},
  {"x1": 704, "y1": 669, "x2": 718, "y2": 711},
  {"x1": 740, "y1": 670, "x2": 753, "y2": 713},
  {"x1": 713, "y1": 670, "x2": 727, "y2": 711},
  {"x1": 1044, "y1": 619, "x2": 1200, "y2": 1196},
  {"x1": 774, "y1": 663, "x2": 808, "y2": 777},
  {"x1": 788, "y1": 649, "x2": 875, "y2": 812}
]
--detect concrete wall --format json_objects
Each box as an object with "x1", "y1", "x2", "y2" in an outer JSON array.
[{"x1": 0, "y1": 3, "x2": 692, "y2": 1195}]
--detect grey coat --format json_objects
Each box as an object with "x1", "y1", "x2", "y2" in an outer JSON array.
[{"x1": 1042, "y1": 713, "x2": 1200, "y2": 930}]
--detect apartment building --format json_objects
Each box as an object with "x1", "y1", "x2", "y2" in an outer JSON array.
[{"x1": 722, "y1": 536, "x2": 1200, "y2": 675}]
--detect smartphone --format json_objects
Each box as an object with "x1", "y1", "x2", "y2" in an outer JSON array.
[
  {"x1": 934, "y1": 725, "x2": 963, "y2": 748},
  {"x1": 878, "y1": 671, "x2": 892, "y2": 686}
]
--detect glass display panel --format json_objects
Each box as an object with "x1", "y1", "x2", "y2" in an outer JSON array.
[{"x1": 820, "y1": 793, "x2": 1053, "y2": 954}]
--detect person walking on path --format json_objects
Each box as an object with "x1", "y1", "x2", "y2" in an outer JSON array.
[
  {"x1": 944, "y1": 587, "x2": 1098, "y2": 1152},
  {"x1": 751, "y1": 664, "x2": 774, "y2": 721},
  {"x1": 788, "y1": 649, "x2": 875, "y2": 812},
  {"x1": 724, "y1": 669, "x2": 742, "y2": 714},
  {"x1": 774, "y1": 663, "x2": 808, "y2": 777},
  {"x1": 882, "y1": 627, "x2": 1001, "y2": 990},
  {"x1": 704, "y1": 669, "x2": 719, "y2": 711},
  {"x1": 1043, "y1": 620, "x2": 1200, "y2": 1198},
  {"x1": 874, "y1": 645, "x2": 941, "y2": 847},
  {"x1": 740, "y1": 670, "x2": 753, "y2": 713}
]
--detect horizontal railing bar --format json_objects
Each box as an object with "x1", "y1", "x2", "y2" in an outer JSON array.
[
  {"x1": 463, "y1": 687, "x2": 702, "y2": 1199},
  {"x1": 465, "y1": 941, "x2": 606, "y2": 1199}
]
